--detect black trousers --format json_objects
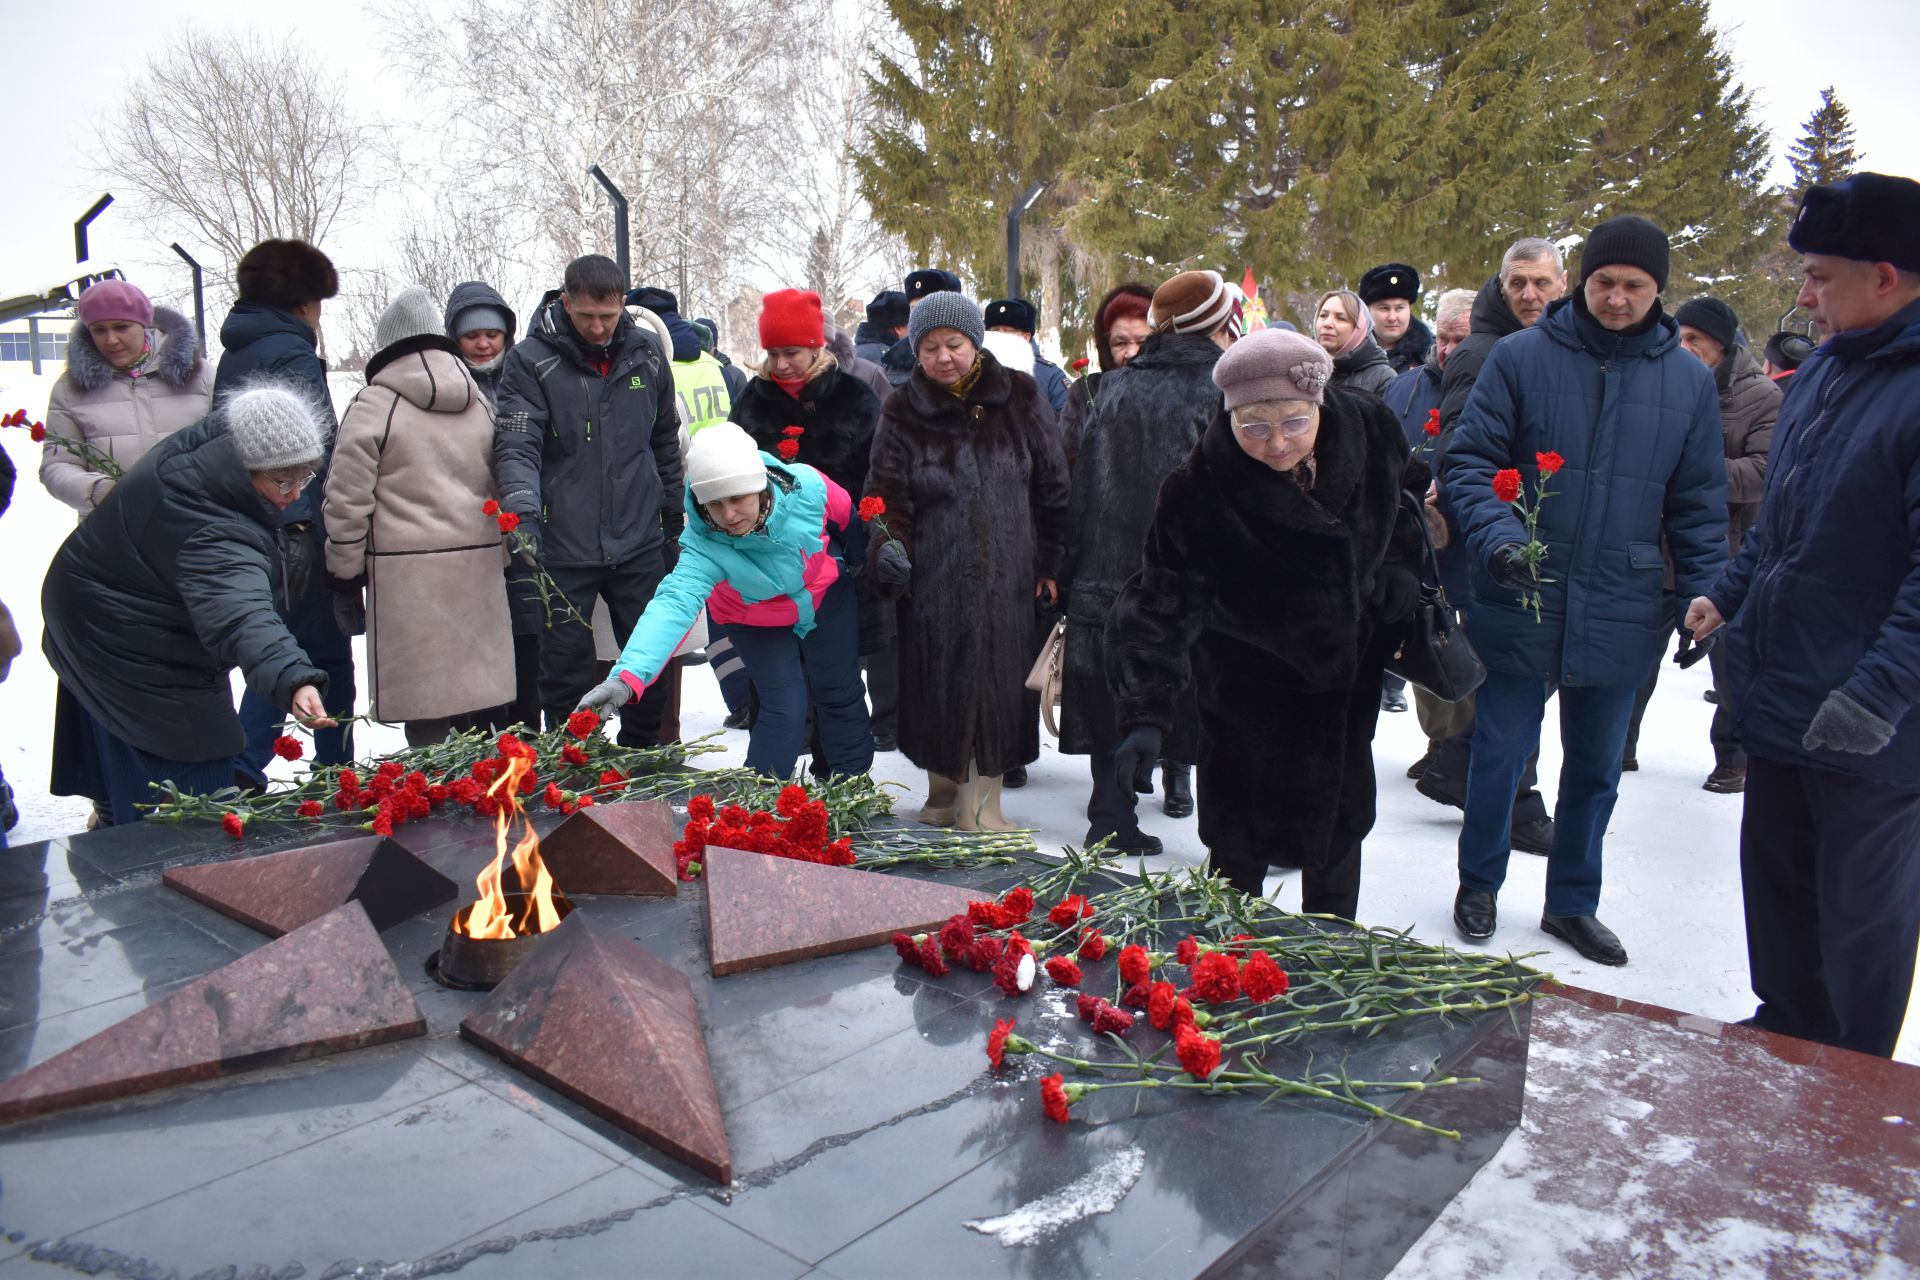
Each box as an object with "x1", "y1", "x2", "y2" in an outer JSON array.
[
  {"x1": 865, "y1": 640, "x2": 899, "y2": 738},
  {"x1": 1624, "y1": 649, "x2": 1743, "y2": 765},
  {"x1": 1086, "y1": 751, "x2": 1150, "y2": 843},
  {"x1": 540, "y1": 552, "x2": 669, "y2": 743},
  {"x1": 1423, "y1": 734, "x2": 1550, "y2": 824},
  {"x1": 1210, "y1": 840, "x2": 1361, "y2": 920},
  {"x1": 1742, "y1": 754, "x2": 1920, "y2": 1058}
]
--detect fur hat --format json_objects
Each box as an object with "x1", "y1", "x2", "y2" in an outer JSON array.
[
  {"x1": 627, "y1": 285, "x2": 679, "y2": 315},
  {"x1": 1788, "y1": 172, "x2": 1920, "y2": 271},
  {"x1": 1151, "y1": 270, "x2": 1237, "y2": 335},
  {"x1": 223, "y1": 383, "x2": 329, "y2": 471},
  {"x1": 1764, "y1": 331, "x2": 1815, "y2": 372},
  {"x1": 685, "y1": 423, "x2": 768, "y2": 504},
  {"x1": 1674, "y1": 297, "x2": 1741, "y2": 355},
  {"x1": 76, "y1": 279, "x2": 153, "y2": 329},
  {"x1": 904, "y1": 269, "x2": 962, "y2": 301},
  {"x1": 759, "y1": 289, "x2": 825, "y2": 349},
  {"x1": 1358, "y1": 263, "x2": 1421, "y2": 305},
  {"x1": 866, "y1": 290, "x2": 910, "y2": 327},
  {"x1": 1578, "y1": 216, "x2": 1670, "y2": 292},
  {"x1": 234, "y1": 239, "x2": 340, "y2": 309},
  {"x1": 982, "y1": 330, "x2": 1035, "y2": 375},
  {"x1": 985, "y1": 298, "x2": 1038, "y2": 333},
  {"x1": 1212, "y1": 327, "x2": 1334, "y2": 409},
  {"x1": 908, "y1": 291, "x2": 985, "y2": 352}
]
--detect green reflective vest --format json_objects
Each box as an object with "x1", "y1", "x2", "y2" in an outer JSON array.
[{"x1": 672, "y1": 351, "x2": 734, "y2": 436}]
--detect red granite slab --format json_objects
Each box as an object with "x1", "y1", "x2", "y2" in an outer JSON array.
[
  {"x1": 163, "y1": 834, "x2": 458, "y2": 936},
  {"x1": 459, "y1": 914, "x2": 731, "y2": 1182},
  {"x1": 703, "y1": 845, "x2": 983, "y2": 977},
  {"x1": 539, "y1": 800, "x2": 678, "y2": 896},
  {"x1": 0, "y1": 902, "x2": 426, "y2": 1124}
]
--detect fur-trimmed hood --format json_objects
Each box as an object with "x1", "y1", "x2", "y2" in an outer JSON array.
[{"x1": 65, "y1": 306, "x2": 203, "y2": 393}]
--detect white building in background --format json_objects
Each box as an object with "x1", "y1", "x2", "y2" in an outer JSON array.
[{"x1": 0, "y1": 311, "x2": 72, "y2": 377}]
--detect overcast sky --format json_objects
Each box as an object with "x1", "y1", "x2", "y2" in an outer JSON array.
[{"x1": 1, "y1": 0, "x2": 1914, "y2": 307}]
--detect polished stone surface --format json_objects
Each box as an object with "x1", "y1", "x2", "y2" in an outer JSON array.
[
  {"x1": 539, "y1": 799, "x2": 679, "y2": 896},
  {"x1": 0, "y1": 817, "x2": 1533, "y2": 1278},
  {"x1": 704, "y1": 844, "x2": 983, "y2": 976},
  {"x1": 459, "y1": 913, "x2": 732, "y2": 1183},
  {"x1": 162, "y1": 833, "x2": 458, "y2": 935},
  {"x1": 0, "y1": 901, "x2": 425, "y2": 1123}
]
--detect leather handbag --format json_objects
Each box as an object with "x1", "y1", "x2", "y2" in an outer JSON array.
[
  {"x1": 1384, "y1": 493, "x2": 1486, "y2": 703},
  {"x1": 1025, "y1": 618, "x2": 1067, "y2": 737}
]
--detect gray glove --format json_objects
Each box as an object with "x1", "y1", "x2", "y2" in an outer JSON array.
[
  {"x1": 331, "y1": 590, "x2": 366, "y2": 638},
  {"x1": 577, "y1": 676, "x2": 634, "y2": 717},
  {"x1": 1802, "y1": 689, "x2": 1895, "y2": 755},
  {"x1": 875, "y1": 540, "x2": 913, "y2": 590},
  {"x1": 1488, "y1": 543, "x2": 1533, "y2": 591}
]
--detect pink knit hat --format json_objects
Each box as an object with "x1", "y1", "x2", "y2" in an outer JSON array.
[
  {"x1": 76, "y1": 280, "x2": 153, "y2": 329},
  {"x1": 1212, "y1": 327, "x2": 1334, "y2": 409}
]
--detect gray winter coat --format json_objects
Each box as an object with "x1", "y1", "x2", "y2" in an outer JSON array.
[
  {"x1": 1715, "y1": 346, "x2": 1778, "y2": 556},
  {"x1": 493, "y1": 291, "x2": 684, "y2": 569},
  {"x1": 43, "y1": 307, "x2": 214, "y2": 515}
]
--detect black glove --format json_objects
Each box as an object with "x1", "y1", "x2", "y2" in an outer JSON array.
[
  {"x1": 332, "y1": 589, "x2": 366, "y2": 638},
  {"x1": 875, "y1": 541, "x2": 913, "y2": 590},
  {"x1": 1114, "y1": 725, "x2": 1164, "y2": 797},
  {"x1": 510, "y1": 519, "x2": 542, "y2": 567},
  {"x1": 1673, "y1": 628, "x2": 1713, "y2": 669},
  {"x1": 1802, "y1": 690, "x2": 1895, "y2": 755},
  {"x1": 1371, "y1": 565, "x2": 1421, "y2": 626},
  {"x1": 1488, "y1": 542, "x2": 1533, "y2": 591},
  {"x1": 281, "y1": 522, "x2": 317, "y2": 601}
]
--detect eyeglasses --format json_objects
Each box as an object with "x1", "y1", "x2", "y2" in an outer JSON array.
[
  {"x1": 271, "y1": 471, "x2": 316, "y2": 496},
  {"x1": 1231, "y1": 413, "x2": 1316, "y2": 441}
]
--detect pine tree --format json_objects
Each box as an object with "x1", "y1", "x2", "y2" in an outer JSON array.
[{"x1": 1787, "y1": 87, "x2": 1860, "y2": 194}]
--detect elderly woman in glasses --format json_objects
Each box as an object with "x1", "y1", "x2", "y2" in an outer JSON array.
[
  {"x1": 1107, "y1": 328, "x2": 1422, "y2": 919},
  {"x1": 42, "y1": 384, "x2": 340, "y2": 825}
]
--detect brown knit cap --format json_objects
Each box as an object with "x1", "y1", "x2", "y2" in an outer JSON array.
[{"x1": 1150, "y1": 269, "x2": 1237, "y2": 335}]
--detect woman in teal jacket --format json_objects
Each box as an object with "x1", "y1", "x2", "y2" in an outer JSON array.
[{"x1": 576, "y1": 423, "x2": 873, "y2": 780}]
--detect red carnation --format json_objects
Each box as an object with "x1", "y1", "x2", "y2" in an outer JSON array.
[
  {"x1": 372, "y1": 812, "x2": 395, "y2": 837},
  {"x1": 776, "y1": 440, "x2": 799, "y2": 461},
  {"x1": 1040, "y1": 1073, "x2": 1072, "y2": 1123},
  {"x1": 1117, "y1": 943, "x2": 1150, "y2": 986},
  {"x1": 29, "y1": 422, "x2": 45, "y2": 442},
  {"x1": 1047, "y1": 894, "x2": 1092, "y2": 927},
  {"x1": 1240, "y1": 950, "x2": 1290, "y2": 1002},
  {"x1": 987, "y1": 1018, "x2": 1015, "y2": 1068},
  {"x1": 600, "y1": 768, "x2": 626, "y2": 786},
  {"x1": 1075, "y1": 992, "x2": 1104, "y2": 1023},
  {"x1": 1044, "y1": 956, "x2": 1083, "y2": 987},
  {"x1": 1121, "y1": 980, "x2": 1152, "y2": 1008},
  {"x1": 1092, "y1": 1002, "x2": 1135, "y2": 1035},
  {"x1": 938, "y1": 913, "x2": 975, "y2": 961},
  {"x1": 297, "y1": 800, "x2": 324, "y2": 820},
  {"x1": 271, "y1": 735, "x2": 303, "y2": 762},
  {"x1": 1493, "y1": 468, "x2": 1523, "y2": 504},
  {"x1": 1077, "y1": 929, "x2": 1107, "y2": 961},
  {"x1": 687, "y1": 794, "x2": 715, "y2": 821},
  {"x1": 1001, "y1": 887, "x2": 1034, "y2": 921},
  {"x1": 917, "y1": 935, "x2": 949, "y2": 977},
  {"x1": 1071, "y1": 356, "x2": 1090, "y2": 372},
  {"x1": 1173, "y1": 996, "x2": 1197, "y2": 1030},
  {"x1": 543, "y1": 782, "x2": 565, "y2": 808},
  {"x1": 568, "y1": 708, "x2": 601, "y2": 740},
  {"x1": 1174, "y1": 1025, "x2": 1222, "y2": 1079},
  {"x1": 1147, "y1": 980, "x2": 1179, "y2": 1030},
  {"x1": 1424, "y1": 408, "x2": 1442, "y2": 437},
  {"x1": 1536, "y1": 450, "x2": 1565, "y2": 477},
  {"x1": 1190, "y1": 952, "x2": 1241, "y2": 1004},
  {"x1": 892, "y1": 932, "x2": 921, "y2": 966},
  {"x1": 481, "y1": 499, "x2": 500, "y2": 516},
  {"x1": 221, "y1": 812, "x2": 245, "y2": 838},
  {"x1": 559, "y1": 743, "x2": 586, "y2": 767},
  {"x1": 858, "y1": 496, "x2": 886, "y2": 521},
  {"x1": 967, "y1": 936, "x2": 1004, "y2": 972},
  {"x1": 496, "y1": 511, "x2": 520, "y2": 533},
  {"x1": 783, "y1": 425, "x2": 805, "y2": 437}
]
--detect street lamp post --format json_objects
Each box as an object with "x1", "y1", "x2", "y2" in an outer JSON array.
[
  {"x1": 170, "y1": 243, "x2": 207, "y2": 356},
  {"x1": 588, "y1": 166, "x2": 631, "y2": 285},
  {"x1": 1005, "y1": 180, "x2": 1048, "y2": 301},
  {"x1": 75, "y1": 193, "x2": 113, "y2": 263}
]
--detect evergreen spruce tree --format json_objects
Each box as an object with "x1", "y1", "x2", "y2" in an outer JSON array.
[{"x1": 1787, "y1": 87, "x2": 1860, "y2": 194}]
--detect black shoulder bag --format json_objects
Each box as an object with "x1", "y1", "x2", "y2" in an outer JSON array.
[{"x1": 1383, "y1": 491, "x2": 1486, "y2": 703}]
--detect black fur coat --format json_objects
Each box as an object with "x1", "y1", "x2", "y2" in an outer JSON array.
[
  {"x1": 863, "y1": 351, "x2": 1070, "y2": 778},
  {"x1": 1106, "y1": 386, "x2": 1418, "y2": 873},
  {"x1": 1059, "y1": 331, "x2": 1219, "y2": 757}
]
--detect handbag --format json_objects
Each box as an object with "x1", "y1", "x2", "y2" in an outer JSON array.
[
  {"x1": 1025, "y1": 618, "x2": 1067, "y2": 737},
  {"x1": 1383, "y1": 493, "x2": 1486, "y2": 703}
]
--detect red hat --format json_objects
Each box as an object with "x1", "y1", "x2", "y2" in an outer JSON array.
[{"x1": 759, "y1": 289, "x2": 824, "y2": 349}]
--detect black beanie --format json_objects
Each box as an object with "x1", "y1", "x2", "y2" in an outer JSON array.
[
  {"x1": 1580, "y1": 216, "x2": 1670, "y2": 292},
  {"x1": 1674, "y1": 297, "x2": 1740, "y2": 354},
  {"x1": 1788, "y1": 173, "x2": 1920, "y2": 271}
]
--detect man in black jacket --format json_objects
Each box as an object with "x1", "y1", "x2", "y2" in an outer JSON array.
[
  {"x1": 1359, "y1": 262, "x2": 1433, "y2": 375},
  {"x1": 493, "y1": 254, "x2": 684, "y2": 741}
]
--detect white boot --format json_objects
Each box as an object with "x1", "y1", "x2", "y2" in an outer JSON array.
[
  {"x1": 955, "y1": 761, "x2": 1020, "y2": 833},
  {"x1": 917, "y1": 772, "x2": 960, "y2": 827}
]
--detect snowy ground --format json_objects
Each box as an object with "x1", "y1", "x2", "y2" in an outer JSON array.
[{"x1": 2, "y1": 369, "x2": 1915, "y2": 1273}]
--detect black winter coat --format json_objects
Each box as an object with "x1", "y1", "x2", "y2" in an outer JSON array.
[
  {"x1": 1438, "y1": 276, "x2": 1525, "y2": 430},
  {"x1": 444, "y1": 281, "x2": 518, "y2": 406},
  {"x1": 42, "y1": 417, "x2": 326, "y2": 761},
  {"x1": 1332, "y1": 335, "x2": 1396, "y2": 399},
  {"x1": 1385, "y1": 317, "x2": 1435, "y2": 375},
  {"x1": 1059, "y1": 331, "x2": 1219, "y2": 757},
  {"x1": 853, "y1": 319, "x2": 896, "y2": 367},
  {"x1": 493, "y1": 292, "x2": 683, "y2": 570},
  {"x1": 1107, "y1": 388, "x2": 1418, "y2": 875},
  {"x1": 863, "y1": 352, "x2": 1070, "y2": 778}
]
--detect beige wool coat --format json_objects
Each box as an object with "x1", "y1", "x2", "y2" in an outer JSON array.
[
  {"x1": 324, "y1": 342, "x2": 515, "y2": 722},
  {"x1": 43, "y1": 307, "x2": 215, "y2": 514}
]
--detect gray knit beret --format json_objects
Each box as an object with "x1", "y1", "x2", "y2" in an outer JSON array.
[
  {"x1": 224, "y1": 384, "x2": 329, "y2": 471},
  {"x1": 375, "y1": 287, "x2": 446, "y2": 353},
  {"x1": 1212, "y1": 327, "x2": 1334, "y2": 410},
  {"x1": 908, "y1": 291, "x2": 985, "y2": 352}
]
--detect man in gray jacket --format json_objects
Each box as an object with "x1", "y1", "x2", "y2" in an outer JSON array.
[{"x1": 493, "y1": 254, "x2": 684, "y2": 741}]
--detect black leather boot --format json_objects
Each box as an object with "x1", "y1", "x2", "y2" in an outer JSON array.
[{"x1": 1160, "y1": 761, "x2": 1193, "y2": 818}]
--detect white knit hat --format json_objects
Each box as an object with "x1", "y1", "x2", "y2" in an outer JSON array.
[
  {"x1": 375, "y1": 287, "x2": 444, "y2": 352},
  {"x1": 224, "y1": 384, "x2": 329, "y2": 471},
  {"x1": 686, "y1": 423, "x2": 769, "y2": 504}
]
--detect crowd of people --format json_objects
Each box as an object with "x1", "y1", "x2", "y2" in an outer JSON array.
[{"x1": 4, "y1": 170, "x2": 1919, "y2": 1064}]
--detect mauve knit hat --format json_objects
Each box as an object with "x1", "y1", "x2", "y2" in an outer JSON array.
[
  {"x1": 76, "y1": 279, "x2": 153, "y2": 329},
  {"x1": 1579, "y1": 215, "x2": 1671, "y2": 292},
  {"x1": 223, "y1": 384, "x2": 329, "y2": 471},
  {"x1": 374, "y1": 287, "x2": 445, "y2": 353},
  {"x1": 1212, "y1": 327, "x2": 1334, "y2": 410},
  {"x1": 908, "y1": 292, "x2": 985, "y2": 352}
]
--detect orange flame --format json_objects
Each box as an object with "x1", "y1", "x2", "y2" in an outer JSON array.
[{"x1": 453, "y1": 754, "x2": 562, "y2": 939}]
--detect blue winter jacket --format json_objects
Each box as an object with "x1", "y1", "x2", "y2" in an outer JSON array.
[
  {"x1": 1385, "y1": 361, "x2": 1443, "y2": 452},
  {"x1": 612, "y1": 456, "x2": 851, "y2": 694},
  {"x1": 1444, "y1": 296, "x2": 1727, "y2": 688},
  {"x1": 1710, "y1": 298, "x2": 1920, "y2": 786}
]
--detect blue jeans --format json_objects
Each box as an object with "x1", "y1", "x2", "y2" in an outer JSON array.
[
  {"x1": 1458, "y1": 672, "x2": 1636, "y2": 917},
  {"x1": 238, "y1": 585, "x2": 357, "y2": 780},
  {"x1": 77, "y1": 706, "x2": 239, "y2": 826},
  {"x1": 727, "y1": 576, "x2": 872, "y2": 780}
]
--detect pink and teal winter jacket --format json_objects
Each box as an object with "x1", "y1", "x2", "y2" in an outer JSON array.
[{"x1": 613, "y1": 455, "x2": 851, "y2": 697}]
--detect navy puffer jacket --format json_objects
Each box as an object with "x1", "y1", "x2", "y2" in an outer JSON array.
[
  {"x1": 1444, "y1": 295, "x2": 1726, "y2": 688},
  {"x1": 1710, "y1": 299, "x2": 1920, "y2": 786}
]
